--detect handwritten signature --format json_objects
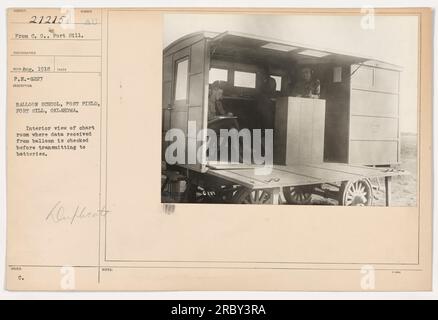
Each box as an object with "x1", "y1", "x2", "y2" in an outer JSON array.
[{"x1": 46, "y1": 201, "x2": 111, "y2": 225}]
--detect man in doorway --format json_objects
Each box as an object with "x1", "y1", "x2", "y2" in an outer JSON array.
[
  {"x1": 208, "y1": 80, "x2": 228, "y2": 120},
  {"x1": 207, "y1": 80, "x2": 240, "y2": 162},
  {"x1": 256, "y1": 73, "x2": 277, "y2": 130},
  {"x1": 291, "y1": 66, "x2": 320, "y2": 99}
]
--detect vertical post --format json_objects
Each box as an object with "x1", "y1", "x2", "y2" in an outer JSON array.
[
  {"x1": 384, "y1": 176, "x2": 392, "y2": 206},
  {"x1": 270, "y1": 188, "x2": 281, "y2": 205}
]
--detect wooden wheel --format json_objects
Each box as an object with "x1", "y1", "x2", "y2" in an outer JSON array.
[
  {"x1": 216, "y1": 185, "x2": 240, "y2": 203},
  {"x1": 339, "y1": 179, "x2": 373, "y2": 206},
  {"x1": 230, "y1": 187, "x2": 272, "y2": 204},
  {"x1": 244, "y1": 189, "x2": 272, "y2": 204},
  {"x1": 283, "y1": 186, "x2": 313, "y2": 204}
]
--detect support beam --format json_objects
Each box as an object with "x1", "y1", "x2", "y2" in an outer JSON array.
[
  {"x1": 270, "y1": 188, "x2": 281, "y2": 205},
  {"x1": 384, "y1": 176, "x2": 392, "y2": 206}
]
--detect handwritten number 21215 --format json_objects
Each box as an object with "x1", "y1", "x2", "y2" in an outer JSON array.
[{"x1": 29, "y1": 16, "x2": 67, "y2": 24}]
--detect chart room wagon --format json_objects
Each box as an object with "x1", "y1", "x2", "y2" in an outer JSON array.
[{"x1": 161, "y1": 31, "x2": 407, "y2": 206}]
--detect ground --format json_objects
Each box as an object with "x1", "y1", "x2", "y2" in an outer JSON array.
[{"x1": 373, "y1": 133, "x2": 417, "y2": 207}]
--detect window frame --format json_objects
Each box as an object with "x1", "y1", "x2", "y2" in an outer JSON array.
[
  {"x1": 173, "y1": 56, "x2": 190, "y2": 103},
  {"x1": 209, "y1": 67, "x2": 229, "y2": 84},
  {"x1": 233, "y1": 70, "x2": 257, "y2": 89}
]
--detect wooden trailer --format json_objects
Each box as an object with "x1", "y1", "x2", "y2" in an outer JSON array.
[{"x1": 161, "y1": 31, "x2": 406, "y2": 206}]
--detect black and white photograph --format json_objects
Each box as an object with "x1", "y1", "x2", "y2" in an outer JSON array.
[{"x1": 161, "y1": 13, "x2": 418, "y2": 206}]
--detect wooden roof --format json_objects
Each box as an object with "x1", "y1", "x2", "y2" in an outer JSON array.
[{"x1": 164, "y1": 31, "x2": 402, "y2": 71}]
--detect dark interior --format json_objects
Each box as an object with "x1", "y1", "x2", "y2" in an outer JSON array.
[{"x1": 208, "y1": 55, "x2": 353, "y2": 163}]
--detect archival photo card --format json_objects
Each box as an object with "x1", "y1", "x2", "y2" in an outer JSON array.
[{"x1": 6, "y1": 8, "x2": 432, "y2": 291}]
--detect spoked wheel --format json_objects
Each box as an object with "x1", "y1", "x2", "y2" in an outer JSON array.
[
  {"x1": 283, "y1": 186, "x2": 313, "y2": 205},
  {"x1": 216, "y1": 185, "x2": 240, "y2": 203},
  {"x1": 244, "y1": 189, "x2": 272, "y2": 204},
  {"x1": 230, "y1": 187, "x2": 272, "y2": 204},
  {"x1": 339, "y1": 179, "x2": 373, "y2": 206}
]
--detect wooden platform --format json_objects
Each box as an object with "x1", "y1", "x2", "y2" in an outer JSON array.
[{"x1": 206, "y1": 162, "x2": 407, "y2": 189}]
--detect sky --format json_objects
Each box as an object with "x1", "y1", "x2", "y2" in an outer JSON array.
[{"x1": 164, "y1": 13, "x2": 418, "y2": 133}]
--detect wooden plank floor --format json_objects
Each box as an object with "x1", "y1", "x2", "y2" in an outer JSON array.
[{"x1": 206, "y1": 162, "x2": 407, "y2": 189}]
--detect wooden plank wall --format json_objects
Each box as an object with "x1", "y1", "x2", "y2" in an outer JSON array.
[
  {"x1": 274, "y1": 97, "x2": 326, "y2": 165},
  {"x1": 162, "y1": 39, "x2": 208, "y2": 167},
  {"x1": 349, "y1": 64, "x2": 400, "y2": 165}
]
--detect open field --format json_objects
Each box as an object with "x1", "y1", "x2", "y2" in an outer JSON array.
[{"x1": 373, "y1": 133, "x2": 417, "y2": 207}]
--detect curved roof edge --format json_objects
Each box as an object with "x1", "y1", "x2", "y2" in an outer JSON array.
[
  {"x1": 164, "y1": 31, "x2": 402, "y2": 71},
  {"x1": 163, "y1": 31, "x2": 219, "y2": 55}
]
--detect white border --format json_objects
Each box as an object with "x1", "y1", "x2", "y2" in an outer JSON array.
[{"x1": 0, "y1": 0, "x2": 436, "y2": 300}]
